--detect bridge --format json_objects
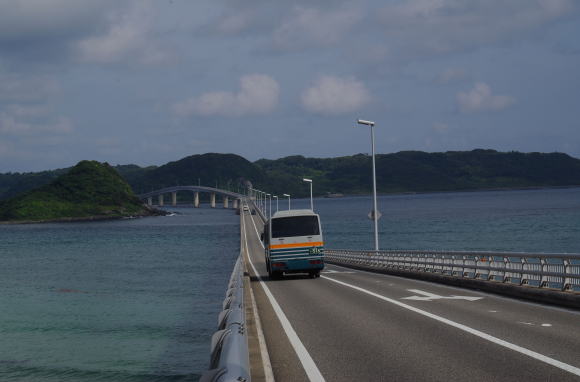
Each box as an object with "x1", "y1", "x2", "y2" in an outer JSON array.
[
  {"x1": 146, "y1": 190, "x2": 580, "y2": 381},
  {"x1": 138, "y1": 186, "x2": 244, "y2": 209}
]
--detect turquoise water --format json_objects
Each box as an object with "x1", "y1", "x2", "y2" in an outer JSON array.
[
  {"x1": 0, "y1": 207, "x2": 240, "y2": 382},
  {"x1": 291, "y1": 187, "x2": 580, "y2": 253},
  {"x1": 1, "y1": 187, "x2": 580, "y2": 382}
]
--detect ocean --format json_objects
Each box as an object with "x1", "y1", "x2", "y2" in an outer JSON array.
[{"x1": 1, "y1": 187, "x2": 579, "y2": 381}]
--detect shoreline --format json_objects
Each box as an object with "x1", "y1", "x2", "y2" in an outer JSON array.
[
  {"x1": 316, "y1": 184, "x2": 580, "y2": 200},
  {"x1": 0, "y1": 207, "x2": 168, "y2": 225}
]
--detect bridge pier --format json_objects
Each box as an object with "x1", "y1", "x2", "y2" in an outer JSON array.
[
  {"x1": 158, "y1": 194, "x2": 164, "y2": 206},
  {"x1": 223, "y1": 196, "x2": 229, "y2": 208},
  {"x1": 171, "y1": 192, "x2": 177, "y2": 206},
  {"x1": 210, "y1": 192, "x2": 216, "y2": 208},
  {"x1": 233, "y1": 199, "x2": 239, "y2": 209},
  {"x1": 147, "y1": 197, "x2": 152, "y2": 206},
  {"x1": 194, "y1": 192, "x2": 200, "y2": 208}
]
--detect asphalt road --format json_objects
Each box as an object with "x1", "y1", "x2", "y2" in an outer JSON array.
[{"x1": 240, "y1": 207, "x2": 580, "y2": 382}]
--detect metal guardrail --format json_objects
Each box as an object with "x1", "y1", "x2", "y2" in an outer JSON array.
[
  {"x1": 201, "y1": 255, "x2": 251, "y2": 382},
  {"x1": 326, "y1": 249, "x2": 580, "y2": 292}
]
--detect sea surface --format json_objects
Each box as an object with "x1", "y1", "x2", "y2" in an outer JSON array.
[{"x1": 1, "y1": 187, "x2": 580, "y2": 382}]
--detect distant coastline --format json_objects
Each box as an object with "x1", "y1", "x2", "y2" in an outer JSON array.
[
  {"x1": 311, "y1": 184, "x2": 580, "y2": 199},
  {"x1": 0, "y1": 208, "x2": 166, "y2": 225}
]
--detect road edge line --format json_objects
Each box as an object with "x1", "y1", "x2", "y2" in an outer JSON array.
[
  {"x1": 242, "y1": 207, "x2": 326, "y2": 382},
  {"x1": 241, "y1": 212, "x2": 275, "y2": 382}
]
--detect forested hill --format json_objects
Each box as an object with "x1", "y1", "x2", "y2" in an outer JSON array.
[
  {"x1": 255, "y1": 150, "x2": 580, "y2": 197},
  {"x1": 0, "y1": 161, "x2": 157, "y2": 222},
  {"x1": 127, "y1": 153, "x2": 265, "y2": 194},
  {"x1": 1, "y1": 150, "x2": 580, "y2": 200}
]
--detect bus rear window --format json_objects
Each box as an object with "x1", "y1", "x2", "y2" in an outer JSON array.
[{"x1": 272, "y1": 216, "x2": 320, "y2": 238}]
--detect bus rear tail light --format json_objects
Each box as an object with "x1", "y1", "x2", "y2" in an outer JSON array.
[
  {"x1": 272, "y1": 262, "x2": 286, "y2": 268},
  {"x1": 309, "y1": 260, "x2": 322, "y2": 265}
]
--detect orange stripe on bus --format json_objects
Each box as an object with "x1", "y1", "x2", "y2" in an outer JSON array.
[{"x1": 270, "y1": 242, "x2": 324, "y2": 249}]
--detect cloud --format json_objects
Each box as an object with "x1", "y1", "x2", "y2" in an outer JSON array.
[
  {"x1": 172, "y1": 74, "x2": 280, "y2": 117},
  {"x1": 0, "y1": 0, "x2": 117, "y2": 64},
  {"x1": 272, "y1": 5, "x2": 363, "y2": 50},
  {"x1": 214, "y1": 10, "x2": 257, "y2": 35},
  {"x1": 377, "y1": 0, "x2": 576, "y2": 60},
  {"x1": 433, "y1": 122, "x2": 449, "y2": 132},
  {"x1": 438, "y1": 68, "x2": 467, "y2": 84},
  {"x1": 0, "y1": 113, "x2": 73, "y2": 135},
  {"x1": 0, "y1": 73, "x2": 59, "y2": 102},
  {"x1": 76, "y1": 0, "x2": 173, "y2": 65},
  {"x1": 301, "y1": 76, "x2": 370, "y2": 115},
  {"x1": 456, "y1": 82, "x2": 515, "y2": 113},
  {"x1": 0, "y1": 73, "x2": 73, "y2": 137}
]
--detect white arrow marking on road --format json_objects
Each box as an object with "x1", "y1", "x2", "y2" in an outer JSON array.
[{"x1": 402, "y1": 289, "x2": 483, "y2": 301}]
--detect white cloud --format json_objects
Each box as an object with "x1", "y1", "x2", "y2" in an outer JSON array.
[
  {"x1": 77, "y1": 0, "x2": 172, "y2": 65},
  {"x1": 433, "y1": 122, "x2": 449, "y2": 132},
  {"x1": 438, "y1": 68, "x2": 467, "y2": 84},
  {"x1": 0, "y1": 112, "x2": 73, "y2": 135},
  {"x1": 272, "y1": 6, "x2": 363, "y2": 50},
  {"x1": 215, "y1": 11, "x2": 256, "y2": 34},
  {"x1": 0, "y1": 0, "x2": 113, "y2": 42},
  {"x1": 172, "y1": 74, "x2": 280, "y2": 117},
  {"x1": 377, "y1": 0, "x2": 576, "y2": 59},
  {"x1": 457, "y1": 82, "x2": 515, "y2": 113},
  {"x1": 301, "y1": 76, "x2": 370, "y2": 115},
  {"x1": 0, "y1": 73, "x2": 59, "y2": 102},
  {"x1": 0, "y1": 72, "x2": 73, "y2": 137}
]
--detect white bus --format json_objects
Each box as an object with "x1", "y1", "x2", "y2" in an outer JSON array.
[{"x1": 261, "y1": 209, "x2": 324, "y2": 279}]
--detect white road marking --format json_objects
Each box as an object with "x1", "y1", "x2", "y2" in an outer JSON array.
[
  {"x1": 248, "y1": 209, "x2": 265, "y2": 249},
  {"x1": 242, "y1": 209, "x2": 326, "y2": 382},
  {"x1": 321, "y1": 270, "x2": 355, "y2": 274},
  {"x1": 542, "y1": 324, "x2": 553, "y2": 327},
  {"x1": 321, "y1": 275, "x2": 580, "y2": 377},
  {"x1": 402, "y1": 289, "x2": 483, "y2": 301}
]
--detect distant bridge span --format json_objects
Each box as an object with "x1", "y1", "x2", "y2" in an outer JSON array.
[{"x1": 138, "y1": 186, "x2": 244, "y2": 208}]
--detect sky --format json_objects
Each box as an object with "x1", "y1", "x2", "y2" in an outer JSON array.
[{"x1": 1, "y1": 0, "x2": 579, "y2": 172}]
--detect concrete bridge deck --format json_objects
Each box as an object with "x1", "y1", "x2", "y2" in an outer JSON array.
[{"x1": 239, "y1": 204, "x2": 580, "y2": 381}]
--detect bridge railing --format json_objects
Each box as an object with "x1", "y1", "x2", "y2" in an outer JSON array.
[
  {"x1": 201, "y1": 255, "x2": 251, "y2": 382},
  {"x1": 325, "y1": 249, "x2": 580, "y2": 292}
]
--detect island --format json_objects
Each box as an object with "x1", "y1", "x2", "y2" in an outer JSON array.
[{"x1": 0, "y1": 160, "x2": 162, "y2": 223}]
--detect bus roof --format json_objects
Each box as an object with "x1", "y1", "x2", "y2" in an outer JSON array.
[{"x1": 271, "y1": 209, "x2": 318, "y2": 219}]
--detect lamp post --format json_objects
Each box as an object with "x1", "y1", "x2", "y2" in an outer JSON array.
[
  {"x1": 303, "y1": 178, "x2": 313, "y2": 211},
  {"x1": 283, "y1": 193, "x2": 291, "y2": 210},
  {"x1": 266, "y1": 193, "x2": 271, "y2": 220},
  {"x1": 273, "y1": 195, "x2": 278, "y2": 212},
  {"x1": 356, "y1": 118, "x2": 379, "y2": 252}
]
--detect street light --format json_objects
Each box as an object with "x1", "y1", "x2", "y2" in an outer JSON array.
[
  {"x1": 273, "y1": 195, "x2": 278, "y2": 212},
  {"x1": 266, "y1": 193, "x2": 271, "y2": 220},
  {"x1": 356, "y1": 118, "x2": 379, "y2": 252},
  {"x1": 303, "y1": 178, "x2": 313, "y2": 211},
  {"x1": 283, "y1": 193, "x2": 291, "y2": 210}
]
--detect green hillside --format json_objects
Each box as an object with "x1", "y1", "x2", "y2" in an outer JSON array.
[
  {"x1": 1, "y1": 150, "x2": 580, "y2": 201},
  {"x1": 0, "y1": 160, "x2": 157, "y2": 222},
  {"x1": 255, "y1": 150, "x2": 580, "y2": 197},
  {"x1": 128, "y1": 153, "x2": 266, "y2": 194}
]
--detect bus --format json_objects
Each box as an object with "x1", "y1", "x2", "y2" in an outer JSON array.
[{"x1": 261, "y1": 209, "x2": 324, "y2": 279}]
